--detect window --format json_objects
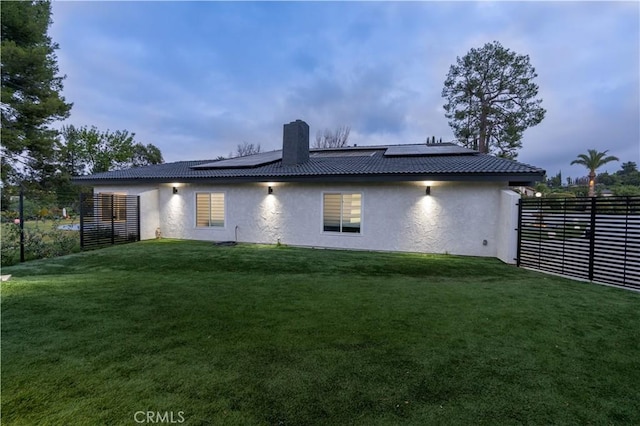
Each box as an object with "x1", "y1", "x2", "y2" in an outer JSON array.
[
  {"x1": 99, "y1": 193, "x2": 126, "y2": 221},
  {"x1": 196, "y1": 193, "x2": 225, "y2": 227},
  {"x1": 323, "y1": 193, "x2": 361, "y2": 233}
]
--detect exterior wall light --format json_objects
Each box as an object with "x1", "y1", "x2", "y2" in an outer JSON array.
[
  {"x1": 535, "y1": 192, "x2": 542, "y2": 198},
  {"x1": 425, "y1": 186, "x2": 431, "y2": 196},
  {"x1": 173, "y1": 187, "x2": 178, "y2": 194},
  {"x1": 268, "y1": 186, "x2": 273, "y2": 194}
]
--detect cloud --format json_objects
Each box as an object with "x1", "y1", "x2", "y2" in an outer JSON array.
[{"x1": 49, "y1": 1, "x2": 638, "y2": 175}]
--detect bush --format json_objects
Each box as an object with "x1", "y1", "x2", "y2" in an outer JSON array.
[
  {"x1": 612, "y1": 185, "x2": 640, "y2": 197},
  {"x1": 542, "y1": 193, "x2": 578, "y2": 212},
  {"x1": 1, "y1": 224, "x2": 21, "y2": 266},
  {"x1": 547, "y1": 192, "x2": 576, "y2": 199},
  {"x1": 0, "y1": 211, "x2": 20, "y2": 223},
  {"x1": 0, "y1": 220, "x2": 80, "y2": 266}
]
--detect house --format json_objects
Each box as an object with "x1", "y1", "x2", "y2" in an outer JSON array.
[{"x1": 74, "y1": 120, "x2": 545, "y2": 264}]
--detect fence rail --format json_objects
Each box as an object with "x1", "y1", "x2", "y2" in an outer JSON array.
[
  {"x1": 517, "y1": 196, "x2": 640, "y2": 289},
  {"x1": 79, "y1": 193, "x2": 140, "y2": 250}
]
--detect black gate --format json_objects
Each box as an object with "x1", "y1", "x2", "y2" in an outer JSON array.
[
  {"x1": 79, "y1": 193, "x2": 140, "y2": 250},
  {"x1": 517, "y1": 196, "x2": 640, "y2": 289}
]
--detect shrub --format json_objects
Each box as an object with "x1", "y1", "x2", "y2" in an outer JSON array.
[
  {"x1": 0, "y1": 220, "x2": 80, "y2": 266},
  {"x1": 1, "y1": 224, "x2": 21, "y2": 266},
  {"x1": 612, "y1": 185, "x2": 640, "y2": 197},
  {"x1": 0, "y1": 211, "x2": 20, "y2": 224}
]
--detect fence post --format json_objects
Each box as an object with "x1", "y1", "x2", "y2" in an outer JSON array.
[
  {"x1": 19, "y1": 187, "x2": 25, "y2": 263},
  {"x1": 537, "y1": 197, "x2": 543, "y2": 270},
  {"x1": 516, "y1": 199, "x2": 522, "y2": 267},
  {"x1": 136, "y1": 196, "x2": 141, "y2": 242},
  {"x1": 561, "y1": 196, "x2": 567, "y2": 276},
  {"x1": 588, "y1": 197, "x2": 597, "y2": 281},
  {"x1": 111, "y1": 194, "x2": 115, "y2": 245},
  {"x1": 622, "y1": 197, "x2": 630, "y2": 285},
  {"x1": 79, "y1": 192, "x2": 85, "y2": 249}
]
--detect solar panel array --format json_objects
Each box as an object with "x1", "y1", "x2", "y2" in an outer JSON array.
[
  {"x1": 192, "y1": 150, "x2": 283, "y2": 169},
  {"x1": 190, "y1": 144, "x2": 475, "y2": 170},
  {"x1": 384, "y1": 144, "x2": 475, "y2": 157},
  {"x1": 310, "y1": 150, "x2": 378, "y2": 158}
]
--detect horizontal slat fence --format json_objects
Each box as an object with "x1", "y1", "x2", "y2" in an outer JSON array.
[
  {"x1": 518, "y1": 196, "x2": 640, "y2": 289},
  {"x1": 79, "y1": 193, "x2": 140, "y2": 250}
]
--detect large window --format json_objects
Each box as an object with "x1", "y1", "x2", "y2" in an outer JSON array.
[
  {"x1": 323, "y1": 193, "x2": 361, "y2": 233},
  {"x1": 196, "y1": 193, "x2": 225, "y2": 227}
]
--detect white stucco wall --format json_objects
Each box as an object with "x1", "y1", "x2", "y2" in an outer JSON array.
[
  {"x1": 95, "y1": 181, "x2": 520, "y2": 257},
  {"x1": 92, "y1": 181, "x2": 519, "y2": 258},
  {"x1": 496, "y1": 189, "x2": 521, "y2": 264}
]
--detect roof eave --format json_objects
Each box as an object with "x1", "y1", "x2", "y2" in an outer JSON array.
[{"x1": 73, "y1": 171, "x2": 545, "y2": 186}]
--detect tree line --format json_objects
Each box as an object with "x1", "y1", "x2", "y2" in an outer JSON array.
[{"x1": 540, "y1": 152, "x2": 639, "y2": 198}]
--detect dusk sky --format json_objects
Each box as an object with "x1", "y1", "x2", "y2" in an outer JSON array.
[{"x1": 50, "y1": 1, "x2": 639, "y2": 180}]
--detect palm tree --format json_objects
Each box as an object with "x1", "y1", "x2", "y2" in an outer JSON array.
[{"x1": 571, "y1": 149, "x2": 619, "y2": 197}]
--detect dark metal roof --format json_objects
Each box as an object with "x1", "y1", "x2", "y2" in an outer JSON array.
[{"x1": 74, "y1": 144, "x2": 545, "y2": 185}]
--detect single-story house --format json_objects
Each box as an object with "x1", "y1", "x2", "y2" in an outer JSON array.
[{"x1": 74, "y1": 120, "x2": 545, "y2": 263}]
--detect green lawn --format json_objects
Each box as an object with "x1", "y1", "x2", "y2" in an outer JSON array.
[{"x1": 2, "y1": 240, "x2": 639, "y2": 425}]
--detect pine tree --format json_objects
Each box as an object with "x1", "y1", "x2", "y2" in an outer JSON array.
[
  {"x1": 442, "y1": 41, "x2": 545, "y2": 159},
  {"x1": 1, "y1": 0, "x2": 72, "y2": 188}
]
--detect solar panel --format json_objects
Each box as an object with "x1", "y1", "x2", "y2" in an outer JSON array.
[
  {"x1": 310, "y1": 150, "x2": 378, "y2": 158},
  {"x1": 192, "y1": 150, "x2": 283, "y2": 169},
  {"x1": 384, "y1": 144, "x2": 475, "y2": 157}
]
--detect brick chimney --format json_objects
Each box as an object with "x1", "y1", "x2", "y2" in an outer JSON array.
[{"x1": 282, "y1": 119, "x2": 309, "y2": 166}]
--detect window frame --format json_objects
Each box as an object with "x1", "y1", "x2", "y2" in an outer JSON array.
[
  {"x1": 194, "y1": 191, "x2": 227, "y2": 229},
  {"x1": 321, "y1": 191, "x2": 363, "y2": 235}
]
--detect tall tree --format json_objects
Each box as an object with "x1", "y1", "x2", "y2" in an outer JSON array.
[
  {"x1": 235, "y1": 141, "x2": 261, "y2": 157},
  {"x1": 548, "y1": 171, "x2": 562, "y2": 188},
  {"x1": 81, "y1": 127, "x2": 136, "y2": 173},
  {"x1": 57, "y1": 125, "x2": 85, "y2": 176},
  {"x1": 1, "y1": 0, "x2": 72, "y2": 186},
  {"x1": 618, "y1": 161, "x2": 638, "y2": 176},
  {"x1": 57, "y1": 125, "x2": 164, "y2": 175},
  {"x1": 442, "y1": 41, "x2": 545, "y2": 159},
  {"x1": 615, "y1": 161, "x2": 640, "y2": 186},
  {"x1": 131, "y1": 143, "x2": 164, "y2": 167},
  {"x1": 313, "y1": 125, "x2": 350, "y2": 149},
  {"x1": 595, "y1": 171, "x2": 618, "y2": 187},
  {"x1": 570, "y1": 149, "x2": 619, "y2": 197}
]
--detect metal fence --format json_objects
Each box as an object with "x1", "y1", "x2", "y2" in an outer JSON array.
[
  {"x1": 79, "y1": 193, "x2": 140, "y2": 250},
  {"x1": 517, "y1": 196, "x2": 640, "y2": 289}
]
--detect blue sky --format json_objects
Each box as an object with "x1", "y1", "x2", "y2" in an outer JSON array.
[{"x1": 50, "y1": 1, "x2": 639, "y2": 179}]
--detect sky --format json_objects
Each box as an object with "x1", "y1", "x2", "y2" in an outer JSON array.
[{"x1": 50, "y1": 1, "x2": 639, "y2": 180}]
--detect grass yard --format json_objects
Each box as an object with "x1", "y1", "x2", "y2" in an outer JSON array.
[{"x1": 2, "y1": 240, "x2": 640, "y2": 425}]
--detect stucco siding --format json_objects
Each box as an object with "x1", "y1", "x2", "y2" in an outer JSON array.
[
  {"x1": 94, "y1": 181, "x2": 513, "y2": 257},
  {"x1": 497, "y1": 189, "x2": 521, "y2": 264},
  {"x1": 116, "y1": 181, "x2": 506, "y2": 257}
]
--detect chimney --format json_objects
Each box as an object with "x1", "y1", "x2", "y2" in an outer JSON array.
[{"x1": 282, "y1": 119, "x2": 309, "y2": 166}]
